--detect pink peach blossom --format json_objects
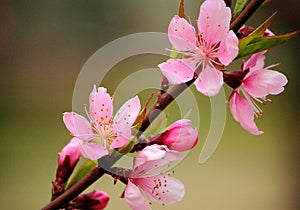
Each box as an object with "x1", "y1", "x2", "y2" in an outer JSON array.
[
  {"x1": 229, "y1": 52, "x2": 288, "y2": 135},
  {"x1": 63, "y1": 85, "x2": 140, "y2": 160},
  {"x1": 158, "y1": 0, "x2": 238, "y2": 96},
  {"x1": 124, "y1": 145, "x2": 184, "y2": 210}
]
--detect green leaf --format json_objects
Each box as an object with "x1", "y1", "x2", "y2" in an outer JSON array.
[
  {"x1": 143, "y1": 114, "x2": 169, "y2": 138},
  {"x1": 178, "y1": 0, "x2": 185, "y2": 18},
  {"x1": 237, "y1": 30, "x2": 299, "y2": 59},
  {"x1": 250, "y1": 11, "x2": 276, "y2": 36},
  {"x1": 66, "y1": 160, "x2": 97, "y2": 189},
  {"x1": 132, "y1": 92, "x2": 154, "y2": 131},
  {"x1": 239, "y1": 12, "x2": 277, "y2": 49},
  {"x1": 233, "y1": 0, "x2": 248, "y2": 19}
]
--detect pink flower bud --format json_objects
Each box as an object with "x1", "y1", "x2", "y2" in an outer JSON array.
[
  {"x1": 70, "y1": 190, "x2": 110, "y2": 210},
  {"x1": 59, "y1": 138, "x2": 81, "y2": 167},
  {"x1": 238, "y1": 26, "x2": 274, "y2": 39},
  {"x1": 156, "y1": 119, "x2": 198, "y2": 152},
  {"x1": 56, "y1": 138, "x2": 81, "y2": 184}
]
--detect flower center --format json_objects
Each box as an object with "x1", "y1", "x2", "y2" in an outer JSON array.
[
  {"x1": 95, "y1": 119, "x2": 117, "y2": 145},
  {"x1": 85, "y1": 105, "x2": 117, "y2": 148},
  {"x1": 174, "y1": 35, "x2": 223, "y2": 74},
  {"x1": 224, "y1": 69, "x2": 250, "y2": 89}
]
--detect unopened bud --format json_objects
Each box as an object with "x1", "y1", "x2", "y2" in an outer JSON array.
[
  {"x1": 70, "y1": 190, "x2": 110, "y2": 210},
  {"x1": 154, "y1": 119, "x2": 198, "y2": 152},
  {"x1": 56, "y1": 138, "x2": 81, "y2": 184},
  {"x1": 238, "y1": 26, "x2": 275, "y2": 39}
]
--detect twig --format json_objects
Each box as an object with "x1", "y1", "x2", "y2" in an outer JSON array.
[
  {"x1": 42, "y1": 167, "x2": 105, "y2": 210},
  {"x1": 230, "y1": 0, "x2": 266, "y2": 32},
  {"x1": 137, "y1": 78, "x2": 195, "y2": 136}
]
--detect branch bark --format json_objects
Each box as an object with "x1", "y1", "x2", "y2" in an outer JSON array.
[
  {"x1": 230, "y1": 0, "x2": 266, "y2": 32},
  {"x1": 42, "y1": 167, "x2": 105, "y2": 210}
]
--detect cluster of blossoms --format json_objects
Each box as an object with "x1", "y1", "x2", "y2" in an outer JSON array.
[
  {"x1": 158, "y1": 0, "x2": 287, "y2": 135},
  {"x1": 46, "y1": 0, "x2": 294, "y2": 209},
  {"x1": 55, "y1": 85, "x2": 198, "y2": 209}
]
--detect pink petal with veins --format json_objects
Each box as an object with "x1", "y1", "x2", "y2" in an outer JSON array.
[
  {"x1": 89, "y1": 85, "x2": 113, "y2": 125},
  {"x1": 198, "y1": 0, "x2": 232, "y2": 45},
  {"x1": 243, "y1": 52, "x2": 266, "y2": 74},
  {"x1": 112, "y1": 96, "x2": 141, "y2": 149},
  {"x1": 79, "y1": 141, "x2": 109, "y2": 160},
  {"x1": 168, "y1": 15, "x2": 197, "y2": 51},
  {"x1": 110, "y1": 135, "x2": 129, "y2": 149},
  {"x1": 194, "y1": 65, "x2": 223, "y2": 96},
  {"x1": 158, "y1": 59, "x2": 194, "y2": 84},
  {"x1": 133, "y1": 145, "x2": 182, "y2": 177},
  {"x1": 124, "y1": 180, "x2": 150, "y2": 210},
  {"x1": 134, "y1": 175, "x2": 185, "y2": 205},
  {"x1": 217, "y1": 30, "x2": 239, "y2": 65},
  {"x1": 115, "y1": 96, "x2": 141, "y2": 132},
  {"x1": 63, "y1": 112, "x2": 95, "y2": 140},
  {"x1": 244, "y1": 69, "x2": 288, "y2": 98},
  {"x1": 229, "y1": 92, "x2": 263, "y2": 135}
]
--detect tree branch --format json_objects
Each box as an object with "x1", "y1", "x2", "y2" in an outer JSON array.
[
  {"x1": 137, "y1": 78, "x2": 195, "y2": 136},
  {"x1": 230, "y1": 0, "x2": 266, "y2": 32},
  {"x1": 42, "y1": 167, "x2": 105, "y2": 210}
]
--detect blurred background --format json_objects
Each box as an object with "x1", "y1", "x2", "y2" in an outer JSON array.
[{"x1": 0, "y1": 0, "x2": 299, "y2": 209}]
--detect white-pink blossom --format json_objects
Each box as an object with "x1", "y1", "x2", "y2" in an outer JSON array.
[
  {"x1": 228, "y1": 52, "x2": 288, "y2": 135},
  {"x1": 158, "y1": 0, "x2": 239, "y2": 96},
  {"x1": 124, "y1": 145, "x2": 184, "y2": 210},
  {"x1": 63, "y1": 85, "x2": 140, "y2": 160}
]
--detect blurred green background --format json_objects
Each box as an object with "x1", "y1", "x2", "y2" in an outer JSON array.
[{"x1": 0, "y1": 0, "x2": 299, "y2": 209}]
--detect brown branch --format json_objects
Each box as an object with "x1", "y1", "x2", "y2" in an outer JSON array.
[
  {"x1": 42, "y1": 167, "x2": 105, "y2": 210},
  {"x1": 230, "y1": 0, "x2": 266, "y2": 32},
  {"x1": 137, "y1": 78, "x2": 195, "y2": 136}
]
